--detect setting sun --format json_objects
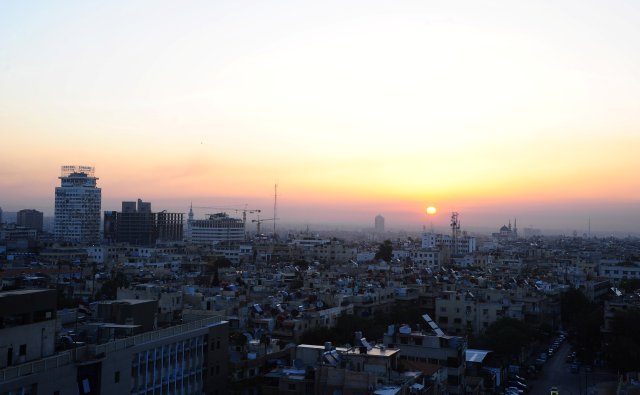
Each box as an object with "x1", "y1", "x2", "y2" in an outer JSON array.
[{"x1": 426, "y1": 206, "x2": 437, "y2": 215}]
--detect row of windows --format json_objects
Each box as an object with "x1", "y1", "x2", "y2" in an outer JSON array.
[{"x1": 604, "y1": 269, "x2": 640, "y2": 276}]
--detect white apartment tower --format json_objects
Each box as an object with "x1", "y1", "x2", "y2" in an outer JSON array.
[{"x1": 54, "y1": 165, "x2": 101, "y2": 244}]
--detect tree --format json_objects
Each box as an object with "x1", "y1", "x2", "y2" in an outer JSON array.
[
  {"x1": 619, "y1": 278, "x2": 640, "y2": 293},
  {"x1": 560, "y1": 288, "x2": 603, "y2": 363},
  {"x1": 260, "y1": 333, "x2": 271, "y2": 354},
  {"x1": 96, "y1": 270, "x2": 129, "y2": 300},
  {"x1": 375, "y1": 240, "x2": 393, "y2": 262},
  {"x1": 606, "y1": 310, "x2": 640, "y2": 372},
  {"x1": 475, "y1": 317, "x2": 531, "y2": 359},
  {"x1": 560, "y1": 288, "x2": 591, "y2": 325}
]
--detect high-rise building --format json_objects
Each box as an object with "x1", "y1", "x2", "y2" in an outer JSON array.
[
  {"x1": 374, "y1": 214, "x2": 385, "y2": 233},
  {"x1": 54, "y1": 165, "x2": 101, "y2": 244},
  {"x1": 16, "y1": 209, "x2": 44, "y2": 231},
  {"x1": 0, "y1": 206, "x2": 3, "y2": 224},
  {"x1": 104, "y1": 199, "x2": 183, "y2": 245},
  {"x1": 188, "y1": 212, "x2": 245, "y2": 245}
]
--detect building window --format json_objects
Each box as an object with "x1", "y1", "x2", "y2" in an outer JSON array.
[
  {"x1": 115, "y1": 371, "x2": 120, "y2": 383},
  {"x1": 19, "y1": 344, "x2": 26, "y2": 356}
]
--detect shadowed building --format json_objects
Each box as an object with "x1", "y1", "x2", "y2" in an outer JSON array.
[
  {"x1": 375, "y1": 214, "x2": 385, "y2": 233},
  {"x1": 104, "y1": 199, "x2": 183, "y2": 245},
  {"x1": 16, "y1": 209, "x2": 44, "y2": 232}
]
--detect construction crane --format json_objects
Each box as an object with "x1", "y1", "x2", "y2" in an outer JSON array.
[
  {"x1": 252, "y1": 217, "x2": 278, "y2": 235},
  {"x1": 193, "y1": 206, "x2": 261, "y2": 224}
]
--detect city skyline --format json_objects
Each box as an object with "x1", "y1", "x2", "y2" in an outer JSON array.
[{"x1": 1, "y1": 1, "x2": 639, "y2": 233}]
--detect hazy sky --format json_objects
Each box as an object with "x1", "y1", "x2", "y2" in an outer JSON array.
[{"x1": 1, "y1": 1, "x2": 639, "y2": 233}]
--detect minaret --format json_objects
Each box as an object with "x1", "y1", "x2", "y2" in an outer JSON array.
[
  {"x1": 508, "y1": 219, "x2": 512, "y2": 231},
  {"x1": 513, "y1": 218, "x2": 518, "y2": 238}
]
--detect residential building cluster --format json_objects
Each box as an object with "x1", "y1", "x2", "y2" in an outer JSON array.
[{"x1": 1, "y1": 166, "x2": 639, "y2": 394}]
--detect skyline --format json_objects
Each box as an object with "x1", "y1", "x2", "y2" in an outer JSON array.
[
  {"x1": 0, "y1": 177, "x2": 634, "y2": 237},
  {"x1": 1, "y1": 1, "x2": 639, "y2": 233}
]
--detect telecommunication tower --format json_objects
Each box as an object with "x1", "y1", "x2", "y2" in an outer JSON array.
[
  {"x1": 450, "y1": 212, "x2": 460, "y2": 256},
  {"x1": 273, "y1": 184, "x2": 278, "y2": 235}
]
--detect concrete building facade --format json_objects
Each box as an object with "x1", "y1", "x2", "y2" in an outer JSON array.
[
  {"x1": 16, "y1": 209, "x2": 43, "y2": 232},
  {"x1": 54, "y1": 165, "x2": 101, "y2": 244},
  {"x1": 188, "y1": 212, "x2": 245, "y2": 245},
  {"x1": 104, "y1": 199, "x2": 183, "y2": 245},
  {"x1": 0, "y1": 315, "x2": 229, "y2": 395}
]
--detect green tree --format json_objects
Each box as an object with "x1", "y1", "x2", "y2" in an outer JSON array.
[
  {"x1": 606, "y1": 310, "x2": 640, "y2": 372},
  {"x1": 560, "y1": 288, "x2": 603, "y2": 363},
  {"x1": 619, "y1": 278, "x2": 640, "y2": 293},
  {"x1": 375, "y1": 240, "x2": 393, "y2": 262},
  {"x1": 475, "y1": 317, "x2": 531, "y2": 359},
  {"x1": 96, "y1": 270, "x2": 129, "y2": 300}
]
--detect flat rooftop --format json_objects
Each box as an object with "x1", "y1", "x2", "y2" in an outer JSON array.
[
  {"x1": 299, "y1": 344, "x2": 399, "y2": 358},
  {"x1": 0, "y1": 289, "x2": 53, "y2": 297}
]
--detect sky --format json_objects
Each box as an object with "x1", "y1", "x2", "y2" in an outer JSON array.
[{"x1": 1, "y1": 0, "x2": 639, "y2": 234}]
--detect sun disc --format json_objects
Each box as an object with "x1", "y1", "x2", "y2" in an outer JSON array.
[{"x1": 426, "y1": 206, "x2": 437, "y2": 215}]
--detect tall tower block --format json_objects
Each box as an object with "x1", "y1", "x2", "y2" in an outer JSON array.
[{"x1": 54, "y1": 165, "x2": 101, "y2": 244}]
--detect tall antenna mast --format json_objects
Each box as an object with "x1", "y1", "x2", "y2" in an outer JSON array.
[
  {"x1": 450, "y1": 212, "x2": 460, "y2": 256},
  {"x1": 588, "y1": 216, "x2": 591, "y2": 238},
  {"x1": 273, "y1": 184, "x2": 278, "y2": 235}
]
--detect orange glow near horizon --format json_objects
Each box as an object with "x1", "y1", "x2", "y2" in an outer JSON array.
[{"x1": 1, "y1": 1, "x2": 640, "y2": 232}]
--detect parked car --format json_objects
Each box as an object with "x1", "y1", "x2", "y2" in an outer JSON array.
[
  {"x1": 509, "y1": 374, "x2": 526, "y2": 382},
  {"x1": 509, "y1": 381, "x2": 529, "y2": 392}
]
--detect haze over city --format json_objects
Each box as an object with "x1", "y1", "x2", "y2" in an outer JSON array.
[{"x1": 1, "y1": 1, "x2": 639, "y2": 234}]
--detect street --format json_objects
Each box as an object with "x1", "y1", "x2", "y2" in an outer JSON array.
[
  {"x1": 529, "y1": 342, "x2": 617, "y2": 395},
  {"x1": 530, "y1": 341, "x2": 580, "y2": 395}
]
